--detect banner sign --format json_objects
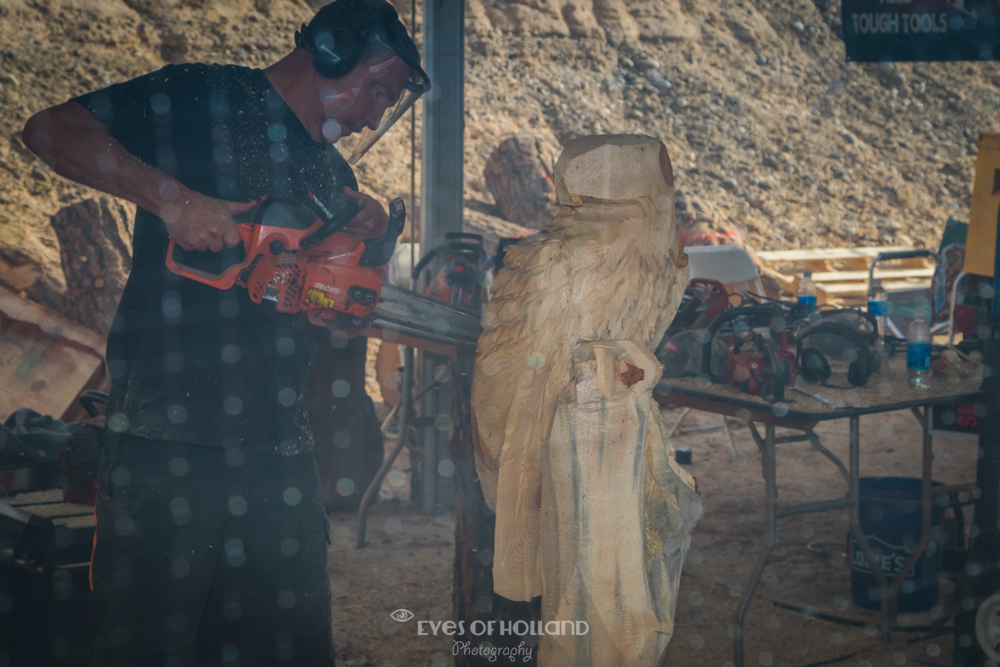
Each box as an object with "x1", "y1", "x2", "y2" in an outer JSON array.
[
  {"x1": 963, "y1": 133, "x2": 1000, "y2": 277},
  {"x1": 842, "y1": 0, "x2": 999, "y2": 62}
]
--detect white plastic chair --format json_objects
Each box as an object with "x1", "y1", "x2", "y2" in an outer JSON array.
[
  {"x1": 666, "y1": 245, "x2": 767, "y2": 463},
  {"x1": 684, "y1": 245, "x2": 765, "y2": 298}
]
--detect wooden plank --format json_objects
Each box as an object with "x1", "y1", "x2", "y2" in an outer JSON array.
[
  {"x1": 0, "y1": 286, "x2": 106, "y2": 355},
  {"x1": 0, "y1": 314, "x2": 105, "y2": 423},
  {"x1": 757, "y1": 246, "x2": 915, "y2": 262},
  {"x1": 818, "y1": 279, "x2": 931, "y2": 296},
  {"x1": 808, "y1": 268, "x2": 936, "y2": 283}
]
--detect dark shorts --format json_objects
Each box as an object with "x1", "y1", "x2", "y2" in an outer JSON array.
[{"x1": 90, "y1": 434, "x2": 335, "y2": 667}]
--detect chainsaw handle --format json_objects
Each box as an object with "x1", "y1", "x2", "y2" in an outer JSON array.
[
  {"x1": 300, "y1": 198, "x2": 364, "y2": 249},
  {"x1": 359, "y1": 198, "x2": 406, "y2": 267},
  {"x1": 165, "y1": 223, "x2": 254, "y2": 289}
]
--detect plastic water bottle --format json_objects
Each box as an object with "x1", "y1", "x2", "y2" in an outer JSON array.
[
  {"x1": 867, "y1": 278, "x2": 889, "y2": 343},
  {"x1": 798, "y1": 271, "x2": 817, "y2": 314},
  {"x1": 907, "y1": 312, "x2": 931, "y2": 390}
]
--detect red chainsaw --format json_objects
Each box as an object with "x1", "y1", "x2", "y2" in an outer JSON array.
[{"x1": 165, "y1": 194, "x2": 405, "y2": 327}]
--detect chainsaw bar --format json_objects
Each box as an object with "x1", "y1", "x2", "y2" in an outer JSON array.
[{"x1": 371, "y1": 283, "x2": 483, "y2": 346}]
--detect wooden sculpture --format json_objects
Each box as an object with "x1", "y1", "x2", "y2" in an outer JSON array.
[{"x1": 471, "y1": 134, "x2": 701, "y2": 665}]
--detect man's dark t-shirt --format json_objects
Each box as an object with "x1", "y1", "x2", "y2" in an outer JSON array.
[{"x1": 73, "y1": 64, "x2": 358, "y2": 455}]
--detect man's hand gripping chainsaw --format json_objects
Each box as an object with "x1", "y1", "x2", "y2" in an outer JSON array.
[{"x1": 165, "y1": 194, "x2": 405, "y2": 329}]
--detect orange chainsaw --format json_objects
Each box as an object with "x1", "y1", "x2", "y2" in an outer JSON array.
[{"x1": 165, "y1": 194, "x2": 405, "y2": 327}]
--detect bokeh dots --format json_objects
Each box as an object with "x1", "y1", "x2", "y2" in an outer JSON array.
[
  {"x1": 893, "y1": 652, "x2": 907, "y2": 665},
  {"x1": 167, "y1": 404, "x2": 187, "y2": 424},
  {"x1": 758, "y1": 651, "x2": 773, "y2": 666},
  {"x1": 223, "y1": 591, "x2": 241, "y2": 620},
  {"x1": 224, "y1": 396, "x2": 243, "y2": 416},
  {"x1": 114, "y1": 517, "x2": 135, "y2": 537},
  {"x1": 171, "y1": 559, "x2": 190, "y2": 579},
  {"x1": 229, "y1": 496, "x2": 248, "y2": 516},
  {"x1": 431, "y1": 652, "x2": 448, "y2": 667},
  {"x1": 688, "y1": 592, "x2": 704, "y2": 607},
  {"x1": 528, "y1": 352, "x2": 546, "y2": 369},
  {"x1": 164, "y1": 352, "x2": 184, "y2": 372},
  {"x1": 169, "y1": 457, "x2": 189, "y2": 477},
  {"x1": 434, "y1": 415, "x2": 452, "y2": 432},
  {"x1": 276, "y1": 337, "x2": 296, "y2": 356},
  {"x1": 437, "y1": 459, "x2": 455, "y2": 478},
  {"x1": 221, "y1": 643, "x2": 239, "y2": 662},
  {"x1": 689, "y1": 635, "x2": 705, "y2": 650},
  {"x1": 387, "y1": 469, "x2": 406, "y2": 487},
  {"x1": 332, "y1": 380, "x2": 351, "y2": 398},
  {"x1": 281, "y1": 538, "x2": 300, "y2": 556},
  {"x1": 927, "y1": 644, "x2": 941, "y2": 657},
  {"x1": 108, "y1": 413, "x2": 130, "y2": 433},
  {"x1": 277, "y1": 388, "x2": 297, "y2": 407},
  {"x1": 166, "y1": 613, "x2": 187, "y2": 634},
  {"x1": 225, "y1": 448, "x2": 245, "y2": 468},
  {"x1": 333, "y1": 430, "x2": 352, "y2": 449},
  {"x1": 434, "y1": 365, "x2": 452, "y2": 382},
  {"x1": 221, "y1": 344, "x2": 241, "y2": 364},
  {"x1": 384, "y1": 517, "x2": 403, "y2": 535},
  {"x1": 283, "y1": 487, "x2": 302, "y2": 506},
  {"x1": 277, "y1": 591, "x2": 296, "y2": 609},
  {"x1": 829, "y1": 632, "x2": 843, "y2": 646},
  {"x1": 337, "y1": 478, "x2": 355, "y2": 496},
  {"x1": 332, "y1": 526, "x2": 351, "y2": 546}
]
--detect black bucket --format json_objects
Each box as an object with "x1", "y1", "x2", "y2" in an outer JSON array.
[{"x1": 849, "y1": 477, "x2": 946, "y2": 612}]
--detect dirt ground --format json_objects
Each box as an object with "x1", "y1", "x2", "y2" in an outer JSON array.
[{"x1": 327, "y1": 402, "x2": 979, "y2": 667}]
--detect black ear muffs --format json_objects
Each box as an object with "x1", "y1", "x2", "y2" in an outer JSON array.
[
  {"x1": 295, "y1": 1, "x2": 399, "y2": 80},
  {"x1": 796, "y1": 321, "x2": 875, "y2": 387},
  {"x1": 797, "y1": 346, "x2": 832, "y2": 383},
  {"x1": 307, "y1": 27, "x2": 367, "y2": 79}
]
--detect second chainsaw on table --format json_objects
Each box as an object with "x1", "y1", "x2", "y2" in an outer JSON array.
[{"x1": 166, "y1": 194, "x2": 405, "y2": 328}]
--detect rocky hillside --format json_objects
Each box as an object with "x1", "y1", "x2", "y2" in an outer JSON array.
[{"x1": 0, "y1": 0, "x2": 998, "y2": 317}]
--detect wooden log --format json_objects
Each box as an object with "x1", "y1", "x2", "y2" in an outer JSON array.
[
  {"x1": 453, "y1": 343, "x2": 540, "y2": 666},
  {"x1": 47, "y1": 196, "x2": 134, "y2": 335},
  {"x1": 472, "y1": 134, "x2": 691, "y2": 614},
  {"x1": 483, "y1": 135, "x2": 561, "y2": 230},
  {"x1": 540, "y1": 341, "x2": 701, "y2": 666}
]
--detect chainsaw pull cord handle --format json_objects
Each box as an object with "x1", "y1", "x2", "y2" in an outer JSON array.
[
  {"x1": 299, "y1": 197, "x2": 365, "y2": 250},
  {"x1": 701, "y1": 304, "x2": 784, "y2": 383}
]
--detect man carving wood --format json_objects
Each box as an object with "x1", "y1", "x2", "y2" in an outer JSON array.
[{"x1": 471, "y1": 134, "x2": 702, "y2": 666}]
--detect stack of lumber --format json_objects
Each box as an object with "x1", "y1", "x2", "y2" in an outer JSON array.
[{"x1": 757, "y1": 245, "x2": 935, "y2": 307}]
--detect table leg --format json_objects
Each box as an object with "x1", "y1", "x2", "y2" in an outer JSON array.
[
  {"x1": 884, "y1": 407, "x2": 935, "y2": 627},
  {"x1": 734, "y1": 422, "x2": 777, "y2": 667},
  {"x1": 845, "y1": 414, "x2": 893, "y2": 641}
]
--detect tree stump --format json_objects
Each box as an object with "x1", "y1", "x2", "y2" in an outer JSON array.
[
  {"x1": 483, "y1": 136, "x2": 561, "y2": 230},
  {"x1": 48, "y1": 196, "x2": 134, "y2": 335},
  {"x1": 301, "y1": 323, "x2": 384, "y2": 513}
]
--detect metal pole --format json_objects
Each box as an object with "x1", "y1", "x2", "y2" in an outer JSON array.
[
  {"x1": 420, "y1": 0, "x2": 465, "y2": 247},
  {"x1": 734, "y1": 421, "x2": 777, "y2": 667},
  {"x1": 357, "y1": 345, "x2": 413, "y2": 548},
  {"x1": 422, "y1": 352, "x2": 437, "y2": 514}
]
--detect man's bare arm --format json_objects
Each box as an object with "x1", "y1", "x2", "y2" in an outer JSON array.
[{"x1": 22, "y1": 102, "x2": 253, "y2": 252}]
